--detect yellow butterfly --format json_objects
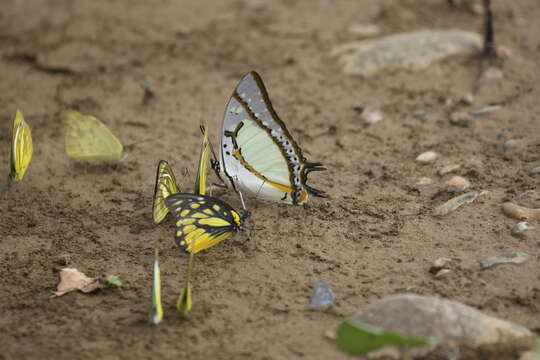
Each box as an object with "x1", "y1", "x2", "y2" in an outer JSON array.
[
  {"x1": 149, "y1": 249, "x2": 163, "y2": 325},
  {"x1": 152, "y1": 160, "x2": 181, "y2": 224},
  {"x1": 194, "y1": 125, "x2": 210, "y2": 196},
  {"x1": 61, "y1": 109, "x2": 131, "y2": 163},
  {"x1": 9, "y1": 109, "x2": 33, "y2": 182}
]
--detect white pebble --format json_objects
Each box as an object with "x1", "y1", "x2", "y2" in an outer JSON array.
[
  {"x1": 511, "y1": 221, "x2": 534, "y2": 236},
  {"x1": 362, "y1": 107, "x2": 383, "y2": 124},
  {"x1": 432, "y1": 257, "x2": 452, "y2": 269},
  {"x1": 438, "y1": 164, "x2": 461, "y2": 176},
  {"x1": 416, "y1": 177, "x2": 434, "y2": 185},
  {"x1": 416, "y1": 151, "x2": 438, "y2": 165},
  {"x1": 435, "y1": 269, "x2": 452, "y2": 279},
  {"x1": 444, "y1": 176, "x2": 471, "y2": 191}
]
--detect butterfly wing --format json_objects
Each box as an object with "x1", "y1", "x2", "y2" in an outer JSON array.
[
  {"x1": 194, "y1": 126, "x2": 210, "y2": 196},
  {"x1": 152, "y1": 160, "x2": 180, "y2": 223},
  {"x1": 61, "y1": 109, "x2": 126, "y2": 163},
  {"x1": 9, "y1": 109, "x2": 33, "y2": 182},
  {"x1": 150, "y1": 249, "x2": 163, "y2": 324},
  {"x1": 219, "y1": 71, "x2": 325, "y2": 205},
  {"x1": 165, "y1": 193, "x2": 241, "y2": 254}
]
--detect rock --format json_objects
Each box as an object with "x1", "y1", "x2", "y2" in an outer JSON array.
[
  {"x1": 432, "y1": 257, "x2": 452, "y2": 270},
  {"x1": 480, "y1": 252, "x2": 530, "y2": 269},
  {"x1": 444, "y1": 175, "x2": 471, "y2": 191},
  {"x1": 501, "y1": 202, "x2": 540, "y2": 221},
  {"x1": 470, "y1": 105, "x2": 502, "y2": 116},
  {"x1": 434, "y1": 269, "x2": 452, "y2": 279},
  {"x1": 433, "y1": 191, "x2": 482, "y2": 216},
  {"x1": 463, "y1": 159, "x2": 482, "y2": 169},
  {"x1": 527, "y1": 165, "x2": 540, "y2": 175},
  {"x1": 416, "y1": 177, "x2": 434, "y2": 185},
  {"x1": 503, "y1": 138, "x2": 523, "y2": 150},
  {"x1": 438, "y1": 164, "x2": 461, "y2": 176},
  {"x1": 332, "y1": 294, "x2": 535, "y2": 359},
  {"x1": 362, "y1": 107, "x2": 383, "y2": 124},
  {"x1": 460, "y1": 93, "x2": 475, "y2": 105},
  {"x1": 511, "y1": 222, "x2": 534, "y2": 237},
  {"x1": 478, "y1": 67, "x2": 504, "y2": 84},
  {"x1": 347, "y1": 23, "x2": 381, "y2": 38},
  {"x1": 416, "y1": 151, "x2": 438, "y2": 165},
  {"x1": 309, "y1": 280, "x2": 335, "y2": 307},
  {"x1": 332, "y1": 30, "x2": 482, "y2": 77},
  {"x1": 413, "y1": 109, "x2": 428, "y2": 119},
  {"x1": 449, "y1": 112, "x2": 472, "y2": 127}
]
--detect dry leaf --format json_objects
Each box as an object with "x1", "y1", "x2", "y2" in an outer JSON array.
[{"x1": 53, "y1": 268, "x2": 101, "y2": 297}]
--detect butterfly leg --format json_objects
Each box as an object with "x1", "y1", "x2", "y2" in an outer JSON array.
[{"x1": 237, "y1": 188, "x2": 247, "y2": 210}]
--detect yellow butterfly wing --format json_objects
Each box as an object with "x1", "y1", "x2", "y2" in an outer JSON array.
[
  {"x1": 194, "y1": 126, "x2": 210, "y2": 196},
  {"x1": 61, "y1": 109, "x2": 126, "y2": 163},
  {"x1": 9, "y1": 109, "x2": 33, "y2": 182},
  {"x1": 152, "y1": 160, "x2": 180, "y2": 223}
]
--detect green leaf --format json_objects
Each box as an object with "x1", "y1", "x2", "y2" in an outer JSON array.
[
  {"x1": 534, "y1": 338, "x2": 540, "y2": 360},
  {"x1": 336, "y1": 319, "x2": 436, "y2": 355},
  {"x1": 105, "y1": 275, "x2": 123, "y2": 287}
]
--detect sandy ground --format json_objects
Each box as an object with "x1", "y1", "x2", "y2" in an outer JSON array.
[{"x1": 1, "y1": 0, "x2": 539, "y2": 359}]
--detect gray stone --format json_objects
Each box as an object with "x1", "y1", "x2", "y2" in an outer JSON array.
[
  {"x1": 336, "y1": 294, "x2": 535, "y2": 359},
  {"x1": 332, "y1": 30, "x2": 482, "y2": 77}
]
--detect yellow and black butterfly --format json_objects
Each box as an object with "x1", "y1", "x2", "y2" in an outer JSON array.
[
  {"x1": 152, "y1": 160, "x2": 180, "y2": 224},
  {"x1": 9, "y1": 109, "x2": 33, "y2": 182},
  {"x1": 61, "y1": 109, "x2": 132, "y2": 163},
  {"x1": 165, "y1": 193, "x2": 248, "y2": 254}
]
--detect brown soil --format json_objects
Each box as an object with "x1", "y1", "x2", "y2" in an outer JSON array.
[{"x1": 1, "y1": 1, "x2": 539, "y2": 359}]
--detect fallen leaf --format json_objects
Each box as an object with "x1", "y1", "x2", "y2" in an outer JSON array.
[{"x1": 53, "y1": 268, "x2": 101, "y2": 296}]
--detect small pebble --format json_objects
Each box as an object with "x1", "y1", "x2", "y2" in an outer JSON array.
[
  {"x1": 449, "y1": 112, "x2": 472, "y2": 127},
  {"x1": 347, "y1": 23, "x2": 381, "y2": 38},
  {"x1": 438, "y1": 164, "x2": 461, "y2": 176},
  {"x1": 417, "y1": 177, "x2": 434, "y2": 185},
  {"x1": 444, "y1": 176, "x2": 471, "y2": 191},
  {"x1": 435, "y1": 269, "x2": 452, "y2": 279},
  {"x1": 527, "y1": 165, "x2": 540, "y2": 175},
  {"x1": 470, "y1": 105, "x2": 502, "y2": 116},
  {"x1": 478, "y1": 67, "x2": 504, "y2": 84},
  {"x1": 416, "y1": 151, "x2": 438, "y2": 165},
  {"x1": 310, "y1": 280, "x2": 335, "y2": 307},
  {"x1": 511, "y1": 221, "x2": 534, "y2": 236},
  {"x1": 463, "y1": 159, "x2": 482, "y2": 169},
  {"x1": 459, "y1": 93, "x2": 475, "y2": 105},
  {"x1": 480, "y1": 252, "x2": 529, "y2": 269},
  {"x1": 362, "y1": 107, "x2": 383, "y2": 124},
  {"x1": 413, "y1": 109, "x2": 428, "y2": 119},
  {"x1": 431, "y1": 257, "x2": 452, "y2": 271},
  {"x1": 501, "y1": 202, "x2": 540, "y2": 221},
  {"x1": 433, "y1": 191, "x2": 481, "y2": 216},
  {"x1": 503, "y1": 138, "x2": 523, "y2": 150}
]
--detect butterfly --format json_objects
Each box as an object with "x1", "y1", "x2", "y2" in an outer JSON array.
[
  {"x1": 61, "y1": 109, "x2": 132, "y2": 163},
  {"x1": 152, "y1": 160, "x2": 181, "y2": 224},
  {"x1": 149, "y1": 249, "x2": 163, "y2": 325},
  {"x1": 212, "y1": 71, "x2": 326, "y2": 206},
  {"x1": 9, "y1": 109, "x2": 33, "y2": 182},
  {"x1": 165, "y1": 193, "x2": 248, "y2": 254}
]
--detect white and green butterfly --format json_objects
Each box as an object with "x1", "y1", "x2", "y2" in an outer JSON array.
[{"x1": 212, "y1": 71, "x2": 326, "y2": 206}]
